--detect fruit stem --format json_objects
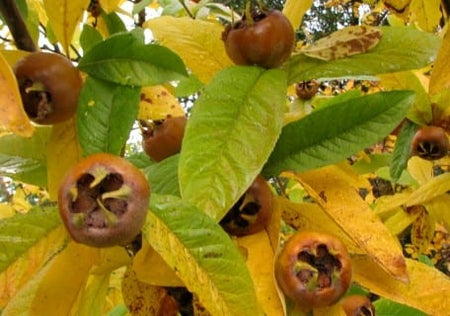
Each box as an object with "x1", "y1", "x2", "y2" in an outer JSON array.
[{"x1": 245, "y1": 1, "x2": 254, "y2": 25}]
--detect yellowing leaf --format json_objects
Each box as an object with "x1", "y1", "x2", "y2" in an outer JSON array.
[
  {"x1": 0, "y1": 203, "x2": 15, "y2": 219},
  {"x1": 353, "y1": 255, "x2": 450, "y2": 316},
  {"x1": 383, "y1": 0, "x2": 412, "y2": 11},
  {"x1": 0, "y1": 51, "x2": 34, "y2": 137},
  {"x1": 43, "y1": 0, "x2": 90, "y2": 53},
  {"x1": 407, "y1": 156, "x2": 433, "y2": 185},
  {"x1": 98, "y1": 0, "x2": 123, "y2": 13},
  {"x1": 237, "y1": 231, "x2": 285, "y2": 316},
  {"x1": 410, "y1": 208, "x2": 434, "y2": 253},
  {"x1": 406, "y1": 173, "x2": 450, "y2": 207},
  {"x1": 144, "y1": 17, "x2": 233, "y2": 83},
  {"x1": 3, "y1": 242, "x2": 99, "y2": 315},
  {"x1": 302, "y1": 26, "x2": 383, "y2": 61},
  {"x1": 294, "y1": 165, "x2": 409, "y2": 283},
  {"x1": 90, "y1": 246, "x2": 132, "y2": 275},
  {"x1": 72, "y1": 274, "x2": 110, "y2": 316},
  {"x1": 429, "y1": 28, "x2": 450, "y2": 95},
  {"x1": 425, "y1": 194, "x2": 450, "y2": 230},
  {"x1": 132, "y1": 240, "x2": 184, "y2": 287},
  {"x1": 282, "y1": 0, "x2": 313, "y2": 30},
  {"x1": 138, "y1": 85, "x2": 185, "y2": 121},
  {"x1": 383, "y1": 207, "x2": 420, "y2": 236},
  {"x1": 409, "y1": 0, "x2": 441, "y2": 33},
  {"x1": 46, "y1": 117, "x2": 82, "y2": 199}
]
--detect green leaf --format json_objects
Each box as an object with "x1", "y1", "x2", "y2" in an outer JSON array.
[
  {"x1": 0, "y1": 127, "x2": 51, "y2": 187},
  {"x1": 77, "y1": 77, "x2": 140, "y2": 157},
  {"x1": 144, "y1": 154, "x2": 180, "y2": 196},
  {"x1": 373, "y1": 298, "x2": 428, "y2": 316},
  {"x1": 0, "y1": 205, "x2": 62, "y2": 273},
  {"x1": 285, "y1": 27, "x2": 441, "y2": 83},
  {"x1": 145, "y1": 194, "x2": 261, "y2": 316},
  {"x1": 390, "y1": 120, "x2": 419, "y2": 182},
  {"x1": 126, "y1": 152, "x2": 154, "y2": 169},
  {"x1": 178, "y1": 66, "x2": 286, "y2": 220},
  {"x1": 100, "y1": 11, "x2": 127, "y2": 35},
  {"x1": 78, "y1": 32, "x2": 188, "y2": 86},
  {"x1": 80, "y1": 24, "x2": 103, "y2": 53},
  {"x1": 132, "y1": 0, "x2": 151, "y2": 14},
  {"x1": 263, "y1": 91, "x2": 415, "y2": 177}
]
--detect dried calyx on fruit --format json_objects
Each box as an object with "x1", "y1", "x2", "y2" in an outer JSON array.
[
  {"x1": 58, "y1": 153, "x2": 150, "y2": 248},
  {"x1": 14, "y1": 52, "x2": 83, "y2": 125},
  {"x1": 341, "y1": 295, "x2": 375, "y2": 316},
  {"x1": 222, "y1": 9, "x2": 295, "y2": 68},
  {"x1": 141, "y1": 115, "x2": 187, "y2": 162},
  {"x1": 275, "y1": 231, "x2": 352, "y2": 311},
  {"x1": 220, "y1": 175, "x2": 273, "y2": 236},
  {"x1": 295, "y1": 80, "x2": 320, "y2": 100},
  {"x1": 411, "y1": 125, "x2": 449, "y2": 160}
]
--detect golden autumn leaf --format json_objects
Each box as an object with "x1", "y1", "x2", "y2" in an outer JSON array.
[
  {"x1": 293, "y1": 165, "x2": 409, "y2": 283},
  {"x1": 90, "y1": 246, "x2": 132, "y2": 275},
  {"x1": 46, "y1": 117, "x2": 82, "y2": 199},
  {"x1": 132, "y1": 240, "x2": 184, "y2": 287},
  {"x1": 144, "y1": 16, "x2": 233, "y2": 83},
  {"x1": 282, "y1": 0, "x2": 313, "y2": 30},
  {"x1": 98, "y1": 0, "x2": 124, "y2": 13},
  {"x1": 409, "y1": 0, "x2": 442, "y2": 33},
  {"x1": 407, "y1": 156, "x2": 434, "y2": 185},
  {"x1": 0, "y1": 51, "x2": 34, "y2": 137},
  {"x1": 43, "y1": 0, "x2": 90, "y2": 54},
  {"x1": 2, "y1": 242, "x2": 100, "y2": 315},
  {"x1": 406, "y1": 172, "x2": 450, "y2": 207},
  {"x1": 352, "y1": 255, "x2": 450, "y2": 316},
  {"x1": 429, "y1": 27, "x2": 450, "y2": 95},
  {"x1": 138, "y1": 85, "x2": 186, "y2": 121},
  {"x1": 72, "y1": 274, "x2": 110, "y2": 316},
  {"x1": 237, "y1": 231, "x2": 285, "y2": 316},
  {"x1": 425, "y1": 194, "x2": 450, "y2": 229},
  {"x1": 302, "y1": 26, "x2": 382, "y2": 61},
  {"x1": 383, "y1": 0, "x2": 412, "y2": 11}
]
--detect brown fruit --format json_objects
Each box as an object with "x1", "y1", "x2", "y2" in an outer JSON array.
[
  {"x1": 14, "y1": 52, "x2": 83, "y2": 125},
  {"x1": 411, "y1": 125, "x2": 449, "y2": 160},
  {"x1": 220, "y1": 175, "x2": 273, "y2": 236},
  {"x1": 275, "y1": 231, "x2": 352, "y2": 310},
  {"x1": 222, "y1": 10, "x2": 295, "y2": 68},
  {"x1": 142, "y1": 115, "x2": 187, "y2": 162},
  {"x1": 58, "y1": 153, "x2": 150, "y2": 247},
  {"x1": 341, "y1": 295, "x2": 375, "y2": 316},
  {"x1": 295, "y1": 80, "x2": 319, "y2": 100}
]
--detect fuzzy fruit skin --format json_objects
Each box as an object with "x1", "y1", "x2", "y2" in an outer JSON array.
[
  {"x1": 220, "y1": 175, "x2": 273, "y2": 236},
  {"x1": 275, "y1": 231, "x2": 352, "y2": 310},
  {"x1": 222, "y1": 10, "x2": 295, "y2": 68},
  {"x1": 143, "y1": 116, "x2": 187, "y2": 162},
  {"x1": 58, "y1": 153, "x2": 150, "y2": 248},
  {"x1": 14, "y1": 52, "x2": 83, "y2": 125},
  {"x1": 411, "y1": 125, "x2": 449, "y2": 160},
  {"x1": 341, "y1": 295, "x2": 375, "y2": 316}
]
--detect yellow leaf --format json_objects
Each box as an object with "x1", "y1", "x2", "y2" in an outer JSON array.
[
  {"x1": 429, "y1": 28, "x2": 450, "y2": 95},
  {"x1": 3, "y1": 242, "x2": 100, "y2": 315},
  {"x1": 0, "y1": 203, "x2": 15, "y2": 219},
  {"x1": 425, "y1": 194, "x2": 450, "y2": 230},
  {"x1": 383, "y1": 207, "x2": 420, "y2": 236},
  {"x1": 132, "y1": 240, "x2": 184, "y2": 287},
  {"x1": 237, "y1": 231, "x2": 285, "y2": 316},
  {"x1": 406, "y1": 173, "x2": 450, "y2": 207},
  {"x1": 43, "y1": 0, "x2": 90, "y2": 54},
  {"x1": 278, "y1": 198, "x2": 364, "y2": 255},
  {"x1": 90, "y1": 246, "x2": 132, "y2": 275},
  {"x1": 98, "y1": 0, "x2": 123, "y2": 13},
  {"x1": 407, "y1": 156, "x2": 433, "y2": 185},
  {"x1": 383, "y1": 0, "x2": 412, "y2": 11},
  {"x1": 409, "y1": 0, "x2": 442, "y2": 33},
  {"x1": 293, "y1": 165, "x2": 409, "y2": 283},
  {"x1": 0, "y1": 51, "x2": 34, "y2": 137},
  {"x1": 71, "y1": 274, "x2": 110, "y2": 316},
  {"x1": 410, "y1": 208, "x2": 435, "y2": 253},
  {"x1": 282, "y1": 0, "x2": 313, "y2": 30},
  {"x1": 46, "y1": 117, "x2": 82, "y2": 199},
  {"x1": 144, "y1": 17, "x2": 233, "y2": 83},
  {"x1": 138, "y1": 85, "x2": 186, "y2": 121},
  {"x1": 0, "y1": 226, "x2": 66, "y2": 308},
  {"x1": 373, "y1": 192, "x2": 411, "y2": 218},
  {"x1": 353, "y1": 255, "x2": 450, "y2": 316}
]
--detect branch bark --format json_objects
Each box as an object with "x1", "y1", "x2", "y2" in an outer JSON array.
[{"x1": 0, "y1": 0, "x2": 37, "y2": 52}]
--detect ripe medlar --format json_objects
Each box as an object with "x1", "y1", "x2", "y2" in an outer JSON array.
[
  {"x1": 275, "y1": 231, "x2": 352, "y2": 310},
  {"x1": 14, "y1": 52, "x2": 83, "y2": 125},
  {"x1": 220, "y1": 175, "x2": 273, "y2": 236},
  {"x1": 58, "y1": 153, "x2": 150, "y2": 248},
  {"x1": 141, "y1": 115, "x2": 187, "y2": 162},
  {"x1": 222, "y1": 9, "x2": 295, "y2": 68},
  {"x1": 411, "y1": 125, "x2": 449, "y2": 160},
  {"x1": 295, "y1": 80, "x2": 319, "y2": 100},
  {"x1": 341, "y1": 295, "x2": 375, "y2": 316}
]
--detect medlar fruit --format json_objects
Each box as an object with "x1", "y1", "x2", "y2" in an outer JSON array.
[
  {"x1": 219, "y1": 175, "x2": 273, "y2": 236},
  {"x1": 341, "y1": 295, "x2": 375, "y2": 316},
  {"x1": 14, "y1": 52, "x2": 83, "y2": 125},
  {"x1": 275, "y1": 231, "x2": 352, "y2": 310},
  {"x1": 142, "y1": 115, "x2": 187, "y2": 162},
  {"x1": 411, "y1": 125, "x2": 449, "y2": 160},
  {"x1": 222, "y1": 9, "x2": 295, "y2": 68},
  {"x1": 295, "y1": 80, "x2": 319, "y2": 100},
  {"x1": 58, "y1": 153, "x2": 150, "y2": 248}
]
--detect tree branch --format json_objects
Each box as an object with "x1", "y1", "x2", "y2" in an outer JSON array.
[{"x1": 0, "y1": 0, "x2": 37, "y2": 52}]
